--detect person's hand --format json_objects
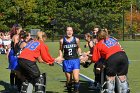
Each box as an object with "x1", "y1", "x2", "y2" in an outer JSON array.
[
  {"x1": 82, "y1": 61, "x2": 91, "y2": 68},
  {"x1": 49, "y1": 63, "x2": 54, "y2": 66},
  {"x1": 79, "y1": 53, "x2": 89, "y2": 63},
  {"x1": 55, "y1": 56, "x2": 64, "y2": 64}
]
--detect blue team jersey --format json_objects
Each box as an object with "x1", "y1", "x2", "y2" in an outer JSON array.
[
  {"x1": 62, "y1": 36, "x2": 80, "y2": 72},
  {"x1": 63, "y1": 36, "x2": 78, "y2": 60}
]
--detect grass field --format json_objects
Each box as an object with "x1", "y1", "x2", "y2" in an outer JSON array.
[{"x1": 0, "y1": 41, "x2": 140, "y2": 93}]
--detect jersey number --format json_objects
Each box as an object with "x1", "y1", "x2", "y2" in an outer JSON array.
[
  {"x1": 68, "y1": 49, "x2": 72, "y2": 55},
  {"x1": 104, "y1": 38, "x2": 117, "y2": 48},
  {"x1": 25, "y1": 41, "x2": 39, "y2": 50}
]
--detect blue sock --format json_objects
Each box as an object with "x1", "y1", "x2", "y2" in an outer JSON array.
[{"x1": 74, "y1": 82, "x2": 80, "y2": 91}]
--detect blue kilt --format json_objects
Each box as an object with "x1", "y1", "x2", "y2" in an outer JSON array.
[
  {"x1": 8, "y1": 49, "x2": 19, "y2": 70},
  {"x1": 63, "y1": 58, "x2": 80, "y2": 72}
]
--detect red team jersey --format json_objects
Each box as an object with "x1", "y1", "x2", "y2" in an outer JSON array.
[
  {"x1": 92, "y1": 37, "x2": 123, "y2": 63},
  {"x1": 19, "y1": 40, "x2": 54, "y2": 64}
]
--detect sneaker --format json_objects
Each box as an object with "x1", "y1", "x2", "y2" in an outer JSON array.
[{"x1": 88, "y1": 82, "x2": 100, "y2": 90}]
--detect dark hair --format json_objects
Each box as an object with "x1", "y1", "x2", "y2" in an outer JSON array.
[
  {"x1": 91, "y1": 25, "x2": 101, "y2": 31},
  {"x1": 10, "y1": 24, "x2": 22, "y2": 38},
  {"x1": 65, "y1": 26, "x2": 74, "y2": 31},
  {"x1": 19, "y1": 30, "x2": 29, "y2": 39}
]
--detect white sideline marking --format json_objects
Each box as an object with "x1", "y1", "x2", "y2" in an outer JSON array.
[
  {"x1": 55, "y1": 62, "x2": 95, "y2": 83},
  {"x1": 129, "y1": 60, "x2": 140, "y2": 62}
]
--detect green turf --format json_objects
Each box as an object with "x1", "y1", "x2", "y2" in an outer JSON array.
[{"x1": 0, "y1": 41, "x2": 140, "y2": 93}]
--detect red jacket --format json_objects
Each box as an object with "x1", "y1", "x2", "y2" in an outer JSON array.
[
  {"x1": 92, "y1": 37, "x2": 123, "y2": 63},
  {"x1": 19, "y1": 40, "x2": 54, "y2": 64}
]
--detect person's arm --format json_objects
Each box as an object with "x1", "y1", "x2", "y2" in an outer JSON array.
[
  {"x1": 59, "y1": 38, "x2": 63, "y2": 57},
  {"x1": 76, "y1": 38, "x2": 82, "y2": 56},
  {"x1": 85, "y1": 41, "x2": 94, "y2": 55},
  {"x1": 37, "y1": 56, "x2": 44, "y2": 63},
  {"x1": 20, "y1": 42, "x2": 27, "y2": 49},
  {"x1": 55, "y1": 38, "x2": 64, "y2": 64},
  {"x1": 6, "y1": 48, "x2": 10, "y2": 59},
  {"x1": 76, "y1": 38, "x2": 89, "y2": 63},
  {"x1": 89, "y1": 41, "x2": 94, "y2": 48},
  {"x1": 12, "y1": 35, "x2": 19, "y2": 46},
  {"x1": 40, "y1": 43, "x2": 55, "y2": 64},
  {"x1": 92, "y1": 44, "x2": 101, "y2": 63}
]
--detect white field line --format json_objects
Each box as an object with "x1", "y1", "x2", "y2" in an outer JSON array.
[
  {"x1": 55, "y1": 62, "x2": 95, "y2": 83},
  {"x1": 129, "y1": 60, "x2": 140, "y2": 61}
]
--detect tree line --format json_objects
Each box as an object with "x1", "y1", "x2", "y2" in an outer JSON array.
[{"x1": 0, "y1": 0, "x2": 140, "y2": 38}]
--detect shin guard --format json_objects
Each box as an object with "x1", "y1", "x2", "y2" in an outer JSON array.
[
  {"x1": 116, "y1": 76, "x2": 130, "y2": 93},
  {"x1": 20, "y1": 81, "x2": 33, "y2": 93},
  {"x1": 121, "y1": 80, "x2": 130, "y2": 93},
  {"x1": 106, "y1": 80, "x2": 115, "y2": 93},
  {"x1": 35, "y1": 73, "x2": 46, "y2": 93}
]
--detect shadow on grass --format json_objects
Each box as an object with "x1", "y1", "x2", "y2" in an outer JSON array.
[
  {"x1": 0, "y1": 80, "x2": 11, "y2": 93},
  {"x1": 60, "y1": 80, "x2": 100, "y2": 93}
]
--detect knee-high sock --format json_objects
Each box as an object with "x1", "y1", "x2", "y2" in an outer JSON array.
[
  {"x1": 16, "y1": 77, "x2": 22, "y2": 91},
  {"x1": 74, "y1": 82, "x2": 80, "y2": 91},
  {"x1": 10, "y1": 72, "x2": 16, "y2": 86}
]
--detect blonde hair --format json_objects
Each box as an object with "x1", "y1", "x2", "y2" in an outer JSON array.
[
  {"x1": 36, "y1": 31, "x2": 47, "y2": 41},
  {"x1": 97, "y1": 29, "x2": 108, "y2": 41}
]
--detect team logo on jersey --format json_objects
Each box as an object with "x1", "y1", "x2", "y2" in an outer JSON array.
[
  {"x1": 103, "y1": 38, "x2": 118, "y2": 48},
  {"x1": 25, "y1": 40, "x2": 40, "y2": 50},
  {"x1": 63, "y1": 44, "x2": 77, "y2": 49}
]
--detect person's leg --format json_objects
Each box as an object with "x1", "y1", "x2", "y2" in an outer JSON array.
[
  {"x1": 115, "y1": 75, "x2": 130, "y2": 93},
  {"x1": 117, "y1": 52, "x2": 130, "y2": 93},
  {"x1": 62, "y1": 60, "x2": 73, "y2": 92},
  {"x1": 73, "y1": 69, "x2": 80, "y2": 93},
  {"x1": 88, "y1": 62, "x2": 101, "y2": 90},
  {"x1": 65, "y1": 72, "x2": 73, "y2": 92},
  {"x1": 72, "y1": 59, "x2": 80, "y2": 93},
  {"x1": 94, "y1": 62, "x2": 101, "y2": 88},
  {"x1": 10, "y1": 70, "x2": 15, "y2": 86},
  {"x1": 35, "y1": 73, "x2": 46, "y2": 93},
  {"x1": 65, "y1": 72, "x2": 72, "y2": 84},
  {"x1": 94, "y1": 62, "x2": 101, "y2": 84},
  {"x1": 18, "y1": 58, "x2": 40, "y2": 93},
  {"x1": 105, "y1": 53, "x2": 118, "y2": 92},
  {"x1": 15, "y1": 71, "x2": 23, "y2": 92},
  {"x1": 106, "y1": 76, "x2": 115, "y2": 93}
]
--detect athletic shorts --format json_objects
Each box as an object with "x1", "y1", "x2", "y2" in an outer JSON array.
[
  {"x1": 63, "y1": 58, "x2": 80, "y2": 72},
  {"x1": 106, "y1": 51, "x2": 129, "y2": 76},
  {"x1": 18, "y1": 58, "x2": 40, "y2": 80},
  {"x1": 8, "y1": 49, "x2": 19, "y2": 70}
]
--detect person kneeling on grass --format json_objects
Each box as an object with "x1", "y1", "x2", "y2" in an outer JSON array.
[
  {"x1": 17, "y1": 31, "x2": 63, "y2": 93},
  {"x1": 91, "y1": 29, "x2": 130, "y2": 93}
]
